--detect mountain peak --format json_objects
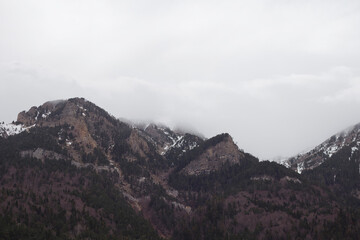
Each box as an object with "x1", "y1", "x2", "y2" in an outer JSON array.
[
  {"x1": 16, "y1": 97, "x2": 111, "y2": 126},
  {"x1": 15, "y1": 98, "x2": 128, "y2": 161},
  {"x1": 285, "y1": 122, "x2": 360, "y2": 173},
  {"x1": 181, "y1": 133, "x2": 246, "y2": 176}
]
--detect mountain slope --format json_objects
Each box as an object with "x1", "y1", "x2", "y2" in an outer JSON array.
[
  {"x1": 1, "y1": 98, "x2": 360, "y2": 239},
  {"x1": 0, "y1": 127, "x2": 160, "y2": 239},
  {"x1": 285, "y1": 123, "x2": 360, "y2": 173},
  {"x1": 283, "y1": 122, "x2": 360, "y2": 210}
]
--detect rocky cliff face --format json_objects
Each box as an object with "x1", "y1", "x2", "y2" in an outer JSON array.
[
  {"x1": 17, "y1": 99, "x2": 99, "y2": 156},
  {"x1": 182, "y1": 134, "x2": 245, "y2": 175}
]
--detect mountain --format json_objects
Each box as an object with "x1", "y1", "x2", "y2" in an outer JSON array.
[
  {"x1": 1, "y1": 97, "x2": 360, "y2": 239},
  {"x1": 285, "y1": 123, "x2": 360, "y2": 173},
  {"x1": 281, "y1": 122, "x2": 360, "y2": 223},
  {"x1": 283, "y1": 123, "x2": 360, "y2": 204}
]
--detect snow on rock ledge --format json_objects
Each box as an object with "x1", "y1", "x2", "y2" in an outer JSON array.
[{"x1": 0, "y1": 122, "x2": 28, "y2": 138}]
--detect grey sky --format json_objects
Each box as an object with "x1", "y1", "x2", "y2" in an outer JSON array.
[{"x1": 1, "y1": 0, "x2": 360, "y2": 160}]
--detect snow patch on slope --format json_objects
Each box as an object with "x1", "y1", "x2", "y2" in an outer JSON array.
[
  {"x1": 350, "y1": 146, "x2": 358, "y2": 160},
  {"x1": 42, "y1": 111, "x2": 52, "y2": 119},
  {"x1": 323, "y1": 145, "x2": 339, "y2": 158},
  {"x1": 297, "y1": 162, "x2": 305, "y2": 174},
  {"x1": 0, "y1": 122, "x2": 24, "y2": 136},
  {"x1": 161, "y1": 135, "x2": 184, "y2": 155},
  {"x1": 0, "y1": 122, "x2": 34, "y2": 137}
]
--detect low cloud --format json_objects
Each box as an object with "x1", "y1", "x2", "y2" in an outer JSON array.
[{"x1": 0, "y1": 1, "x2": 359, "y2": 159}]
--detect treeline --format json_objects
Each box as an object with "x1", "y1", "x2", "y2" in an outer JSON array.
[{"x1": 169, "y1": 157, "x2": 300, "y2": 195}]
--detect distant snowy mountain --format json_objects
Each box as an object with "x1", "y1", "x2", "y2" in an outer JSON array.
[
  {"x1": 284, "y1": 123, "x2": 360, "y2": 173},
  {"x1": 135, "y1": 123, "x2": 204, "y2": 160}
]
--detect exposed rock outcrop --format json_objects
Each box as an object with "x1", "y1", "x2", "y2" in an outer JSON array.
[
  {"x1": 182, "y1": 134, "x2": 245, "y2": 175},
  {"x1": 20, "y1": 148, "x2": 65, "y2": 162}
]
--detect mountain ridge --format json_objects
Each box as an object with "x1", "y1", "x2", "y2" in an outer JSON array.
[
  {"x1": 284, "y1": 122, "x2": 360, "y2": 173},
  {"x1": 1, "y1": 97, "x2": 360, "y2": 239}
]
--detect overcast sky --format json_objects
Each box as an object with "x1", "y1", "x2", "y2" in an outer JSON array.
[{"x1": 1, "y1": 0, "x2": 360, "y2": 160}]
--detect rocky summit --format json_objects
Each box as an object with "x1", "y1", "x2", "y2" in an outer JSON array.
[{"x1": 1, "y1": 97, "x2": 360, "y2": 240}]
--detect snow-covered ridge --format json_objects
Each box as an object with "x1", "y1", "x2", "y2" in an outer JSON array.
[
  {"x1": 284, "y1": 123, "x2": 360, "y2": 173},
  {"x1": 304, "y1": 124, "x2": 360, "y2": 158},
  {"x1": 132, "y1": 122, "x2": 202, "y2": 157},
  {"x1": 160, "y1": 127, "x2": 201, "y2": 155}
]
